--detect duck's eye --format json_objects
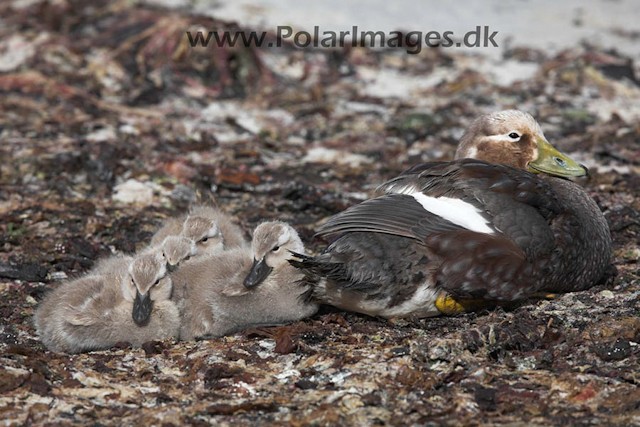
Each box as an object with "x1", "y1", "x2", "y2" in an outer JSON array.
[
  {"x1": 200, "y1": 237, "x2": 209, "y2": 243},
  {"x1": 272, "y1": 246, "x2": 280, "y2": 252},
  {"x1": 508, "y1": 132, "x2": 520, "y2": 139},
  {"x1": 554, "y1": 157, "x2": 567, "y2": 167}
]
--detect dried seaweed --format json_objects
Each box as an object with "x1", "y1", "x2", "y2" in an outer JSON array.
[{"x1": 1, "y1": 0, "x2": 639, "y2": 425}]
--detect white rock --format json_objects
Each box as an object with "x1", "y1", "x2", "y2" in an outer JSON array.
[
  {"x1": 119, "y1": 124, "x2": 140, "y2": 136},
  {"x1": 50, "y1": 271, "x2": 68, "y2": 281},
  {"x1": 86, "y1": 126, "x2": 117, "y2": 142},
  {"x1": 112, "y1": 179, "x2": 154, "y2": 205},
  {"x1": 0, "y1": 35, "x2": 37, "y2": 72},
  {"x1": 302, "y1": 147, "x2": 373, "y2": 167},
  {"x1": 357, "y1": 66, "x2": 452, "y2": 99},
  {"x1": 599, "y1": 290, "x2": 615, "y2": 299},
  {"x1": 274, "y1": 369, "x2": 300, "y2": 382}
]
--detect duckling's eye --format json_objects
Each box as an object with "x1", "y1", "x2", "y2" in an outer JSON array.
[
  {"x1": 154, "y1": 279, "x2": 160, "y2": 286},
  {"x1": 185, "y1": 256, "x2": 191, "y2": 261},
  {"x1": 508, "y1": 132, "x2": 520, "y2": 139},
  {"x1": 554, "y1": 157, "x2": 567, "y2": 167},
  {"x1": 200, "y1": 237, "x2": 209, "y2": 243},
  {"x1": 272, "y1": 246, "x2": 280, "y2": 252}
]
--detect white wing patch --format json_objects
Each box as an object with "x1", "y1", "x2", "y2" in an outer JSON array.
[{"x1": 393, "y1": 186, "x2": 494, "y2": 234}]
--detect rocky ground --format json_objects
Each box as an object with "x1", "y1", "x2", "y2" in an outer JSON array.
[{"x1": 1, "y1": 1, "x2": 639, "y2": 425}]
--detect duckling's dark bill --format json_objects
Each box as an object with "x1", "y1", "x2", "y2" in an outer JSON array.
[
  {"x1": 244, "y1": 258, "x2": 273, "y2": 288},
  {"x1": 132, "y1": 290, "x2": 153, "y2": 326},
  {"x1": 527, "y1": 137, "x2": 587, "y2": 177}
]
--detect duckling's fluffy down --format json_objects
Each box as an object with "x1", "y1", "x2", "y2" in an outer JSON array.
[{"x1": 34, "y1": 272, "x2": 180, "y2": 354}]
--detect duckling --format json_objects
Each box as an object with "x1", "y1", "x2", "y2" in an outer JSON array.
[
  {"x1": 161, "y1": 235, "x2": 197, "y2": 272},
  {"x1": 291, "y1": 110, "x2": 611, "y2": 318},
  {"x1": 149, "y1": 205, "x2": 247, "y2": 254},
  {"x1": 123, "y1": 252, "x2": 177, "y2": 327},
  {"x1": 91, "y1": 234, "x2": 196, "y2": 277},
  {"x1": 172, "y1": 221, "x2": 318, "y2": 341},
  {"x1": 34, "y1": 252, "x2": 179, "y2": 353},
  {"x1": 180, "y1": 216, "x2": 226, "y2": 256},
  {"x1": 190, "y1": 205, "x2": 248, "y2": 249}
]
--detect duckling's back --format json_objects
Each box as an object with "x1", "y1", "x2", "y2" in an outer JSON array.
[{"x1": 34, "y1": 273, "x2": 124, "y2": 353}]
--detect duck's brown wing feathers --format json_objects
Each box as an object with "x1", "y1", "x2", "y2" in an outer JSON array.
[
  {"x1": 321, "y1": 159, "x2": 560, "y2": 258},
  {"x1": 312, "y1": 159, "x2": 562, "y2": 301},
  {"x1": 317, "y1": 194, "x2": 464, "y2": 241},
  {"x1": 378, "y1": 159, "x2": 562, "y2": 220},
  {"x1": 425, "y1": 230, "x2": 536, "y2": 300}
]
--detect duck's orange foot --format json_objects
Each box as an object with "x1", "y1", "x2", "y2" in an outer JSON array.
[
  {"x1": 531, "y1": 292, "x2": 557, "y2": 299},
  {"x1": 435, "y1": 294, "x2": 493, "y2": 315}
]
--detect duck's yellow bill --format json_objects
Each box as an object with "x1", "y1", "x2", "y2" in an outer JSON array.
[{"x1": 528, "y1": 137, "x2": 588, "y2": 178}]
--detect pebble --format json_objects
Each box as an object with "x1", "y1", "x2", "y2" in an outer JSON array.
[
  {"x1": 112, "y1": 179, "x2": 154, "y2": 205},
  {"x1": 599, "y1": 290, "x2": 615, "y2": 299}
]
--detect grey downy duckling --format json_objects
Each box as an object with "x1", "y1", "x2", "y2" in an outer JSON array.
[
  {"x1": 149, "y1": 205, "x2": 247, "y2": 253},
  {"x1": 91, "y1": 234, "x2": 196, "y2": 276},
  {"x1": 161, "y1": 235, "x2": 197, "y2": 272},
  {"x1": 172, "y1": 221, "x2": 318, "y2": 341},
  {"x1": 34, "y1": 251, "x2": 180, "y2": 353}
]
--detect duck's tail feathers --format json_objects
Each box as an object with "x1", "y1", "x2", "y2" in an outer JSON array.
[{"x1": 289, "y1": 253, "x2": 327, "y2": 303}]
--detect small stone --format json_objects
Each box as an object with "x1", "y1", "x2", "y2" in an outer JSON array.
[
  {"x1": 166, "y1": 162, "x2": 197, "y2": 182},
  {"x1": 295, "y1": 379, "x2": 317, "y2": 390},
  {"x1": 599, "y1": 290, "x2": 615, "y2": 299},
  {"x1": 50, "y1": 271, "x2": 68, "y2": 281},
  {"x1": 428, "y1": 339, "x2": 453, "y2": 361},
  {"x1": 170, "y1": 185, "x2": 197, "y2": 204},
  {"x1": 389, "y1": 346, "x2": 411, "y2": 357},
  {"x1": 594, "y1": 338, "x2": 632, "y2": 361},
  {"x1": 86, "y1": 126, "x2": 117, "y2": 142},
  {"x1": 302, "y1": 147, "x2": 373, "y2": 167},
  {"x1": 474, "y1": 386, "x2": 497, "y2": 411},
  {"x1": 112, "y1": 179, "x2": 154, "y2": 205},
  {"x1": 0, "y1": 263, "x2": 48, "y2": 282}
]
